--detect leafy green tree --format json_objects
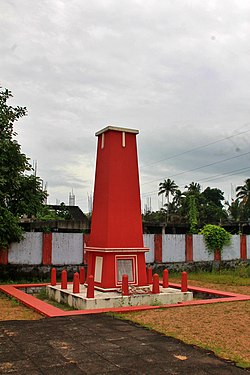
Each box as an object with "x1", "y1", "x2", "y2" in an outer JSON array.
[
  {"x1": 200, "y1": 224, "x2": 231, "y2": 254},
  {"x1": 176, "y1": 183, "x2": 228, "y2": 226},
  {"x1": 0, "y1": 87, "x2": 47, "y2": 248},
  {"x1": 202, "y1": 187, "x2": 224, "y2": 208},
  {"x1": 0, "y1": 207, "x2": 23, "y2": 248},
  {"x1": 199, "y1": 188, "x2": 227, "y2": 225},
  {"x1": 145, "y1": 181, "x2": 231, "y2": 227},
  {"x1": 200, "y1": 203, "x2": 228, "y2": 225},
  {"x1": 188, "y1": 195, "x2": 198, "y2": 233},
  {"x1": 143, "y1": 209, "x2": 167, "y2": 224},
  {"x1": 176, "y1": 184, "x2": 200, "y2": 225},
  {"x1": 7, "y1": 174, "x2": 46, "y2": 218},
  {"x1": 37, "y1": 203, "x2": 72, "y2": 221}
]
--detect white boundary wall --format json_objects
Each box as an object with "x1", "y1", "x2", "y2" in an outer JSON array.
[
  {"x1": 9, "y1": 233, "x2": 43, "y2": 265},
  {"x1": 193, "y1": 235, "x2": 214, "y2": 262},
  {"x1": 222, "y1": 235, "x2": 240, "y2": 260},
  {"x1": 247, "y1": 236, "x2": 250, "y2": 259},
  {"x1": 143, "y1": 234, "x2": 154, "y2": 263},
  {"x1": 4, "y1": 233, "x2": 249, "y2": 265},
  {"x1": 162, "y1": 235, "x2": 186, "y2": 262},
  {"x1": 52, "y1": 233, "x2": 83, "y2": 265}
]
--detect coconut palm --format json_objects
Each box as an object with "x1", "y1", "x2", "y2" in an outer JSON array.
[
  {"x1": 226, "y1": 199, "x2": 241, "y2": 222},
  {"x1": 236, "y1": 178, "x2": 250, "y2": 205},
  {"x1": 173, "y1": 189, "x2": 184, "y2": 208},
  {"x1": 158, "y1": 179, "x2": 178, "y2": 205},
  {"x1": 185, "y1": 182, "x2": 201, "y2": 194}
]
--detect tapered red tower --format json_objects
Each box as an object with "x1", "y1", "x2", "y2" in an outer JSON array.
[{"x1": 85, "y1": 126, "x2": 148, "y2": 290}]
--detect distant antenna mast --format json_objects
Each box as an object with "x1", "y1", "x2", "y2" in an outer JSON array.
[
  {"x1": 87, "y1": 192, "x2": 93, "y2": 213},
  {"x1": 144, "y1": 197, "x2": 152, "y2": 213},
  {"x1": 69, "y1": 189, "x2": 75, "y2": 206},
  {"x1": 32, "y1": 160, "x2": 38, "y2": 177},
  {"x1": 43, "y1": 182, "x2": 48, "y2": 204}
]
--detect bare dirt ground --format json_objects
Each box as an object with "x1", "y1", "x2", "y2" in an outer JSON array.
[
  {"x1": 122, "y1": 278, "x2": 250, "y2": 368},
  {"x1": 0, "y1": 293, "x2": 42, "y2": 321},
  {"x1": 0, "y1": 278, "x2": 249, "y2": 368}
]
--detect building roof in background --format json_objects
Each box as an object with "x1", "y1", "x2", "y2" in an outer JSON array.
[{"x1": 48, "y1": 205, "x2": 88, "y2": 222}]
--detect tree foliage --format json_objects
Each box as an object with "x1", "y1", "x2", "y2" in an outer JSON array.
[
  {"x1": 234, "y1": 179, "x2": 250, "y2": 221},
  {"x1": 37, "y1": 203, "x2": 72, "y2": 221},
  {"x1": 200, "y1": 224, "x2": 231, "y2": 254},
  {"x1": 158, "y1": 178, "x2": 178, "y2": 205},
  {"x1": 147, "y1": 177, "x2": 250, "y2": 229},
  {"x1": 0, "y1": 207, "x2": 23, "y2": 248},
  {"x1": 236, "y1": 178, "x2": 250, "y2": 204},
  {"x1": 0, "y1": 87, "x2": 47, "y2": 248},
  {"x1": 188, "y1": 195, "x2": 198, "y2": 234},
  {"x1": 202, "y1": 187, "x2": 224, "y2": 208}
]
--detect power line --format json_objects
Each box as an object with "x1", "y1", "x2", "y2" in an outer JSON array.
[
  {"x1": 140, "y1": 165, "x2": 250, "y2": 198},
  {"x1": 140, "y1": 127, "x2": 250, "y2": 169},
  {"x1": 195, "y1": 166, "x2": 250, "y2": 184},
  {"x1": 141, "y1": 150, "x2": 250, "y2": 186}
]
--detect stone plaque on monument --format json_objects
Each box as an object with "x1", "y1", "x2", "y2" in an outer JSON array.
[{"x1": 117, "y1": 259, "x2": 133, "y2": 282}]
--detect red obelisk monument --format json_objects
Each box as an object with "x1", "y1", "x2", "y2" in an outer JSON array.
[{"x1": 85, "y1": 126, "x2": 148, "y2": 290}]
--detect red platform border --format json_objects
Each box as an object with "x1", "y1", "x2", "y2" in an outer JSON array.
[{"x1": 0, "y1": 282, "x2": 249, "y2": 318}]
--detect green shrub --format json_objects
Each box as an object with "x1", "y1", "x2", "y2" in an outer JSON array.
[{"x1": 200, "y1": 224, "x2": 231, "y2": 254}]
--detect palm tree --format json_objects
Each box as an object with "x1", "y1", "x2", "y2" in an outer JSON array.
[
  {"x1": 158, "y1": 179, "x2": 178, "y2": 205},
  {"x1": 173, "y1": 189, "x2": 184, "y2": 208},
  {"x1": 236, "y1": 178, "x2": 250, "y2": 205},
  {"x1": 185, "y1": 182, "x2": 201, "y2": 194},
  {"x1": 226, "y1": 199, "x2": 241, "y2": 222}
]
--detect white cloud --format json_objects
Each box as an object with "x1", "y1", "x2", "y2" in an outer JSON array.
[{"x1": 1, "y1": 0, "x2": 250, "y2": 211}]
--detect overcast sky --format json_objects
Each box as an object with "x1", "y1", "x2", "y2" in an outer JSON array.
[{"x1": 1, "y1": 0, "x2": 250, "y2": 212}]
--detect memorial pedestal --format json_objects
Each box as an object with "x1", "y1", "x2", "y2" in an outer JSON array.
[{"x1": 85, "y1": 247, "x2": 148, "y2": 290}]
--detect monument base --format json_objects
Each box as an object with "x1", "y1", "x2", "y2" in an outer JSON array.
[
  {"x1": 46, "y1": 284, "x2": 193, "y2": 310},
  {"x1": 85, "y1": 247, "x2": 149, "y2": 290}
]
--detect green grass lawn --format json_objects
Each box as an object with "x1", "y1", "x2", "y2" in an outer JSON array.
[{"x1": 168, "y1": 265, "x2": 250, "y2": 286}]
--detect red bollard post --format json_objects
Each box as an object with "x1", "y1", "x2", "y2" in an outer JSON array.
[
  {"x1": 73, "y1": 272, "x2": 80, "y2": 293},
  {"x1": 80, "y1": 267, "x2": 85, "y2": 284},
  {"x1": 163, "y1": 269, "x2": 169, "y2": 288},
  {"x1": 51, "y1": 268, "x2": 56, "y2": 286},
  {"x1": 181, "y1": 271, "x2": 188, "y2": 292},
  {"x1": 87, "y1": 275, "x2": 94, "y2": 298},
  {"x1": 152, "y1": 273, "x2": 160, "y2": 294},
  {"x1": 122, "y1": 274, "x2": 129, "y2": 296},
  {"x1": 147, "y1": 267, "x2": 153, "y2": 284},
  {"x1": 61, "y1": 270, "x2": 68, "y2": 289}
]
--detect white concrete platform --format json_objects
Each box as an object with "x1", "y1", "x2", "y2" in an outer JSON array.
[{"x1": 46, "y1": 284, "x2": 193, "y2": 310}]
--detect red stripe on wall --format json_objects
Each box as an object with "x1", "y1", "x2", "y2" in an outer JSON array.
[
  {"x1": 214, "y1": 249, "x2": 221, "y2": 261},
  {"x1": 83, "y1": 234, "x2": 90, "y2": 265},
  {"x1": 154, "y1": 234, "x2": 162, "y2": 263},
  {"x1": 0, "y1": 248, "x2": 8, "y2": 265},
  {"x1": 185, "y1": 234, "x2": 193, "y2": 262},
  {"x1": 240, "y1": 234, "x2": 247, "y2": 260},
  {"x1": 42, "y1": 233, "x2": 52, "y2": 265}
]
